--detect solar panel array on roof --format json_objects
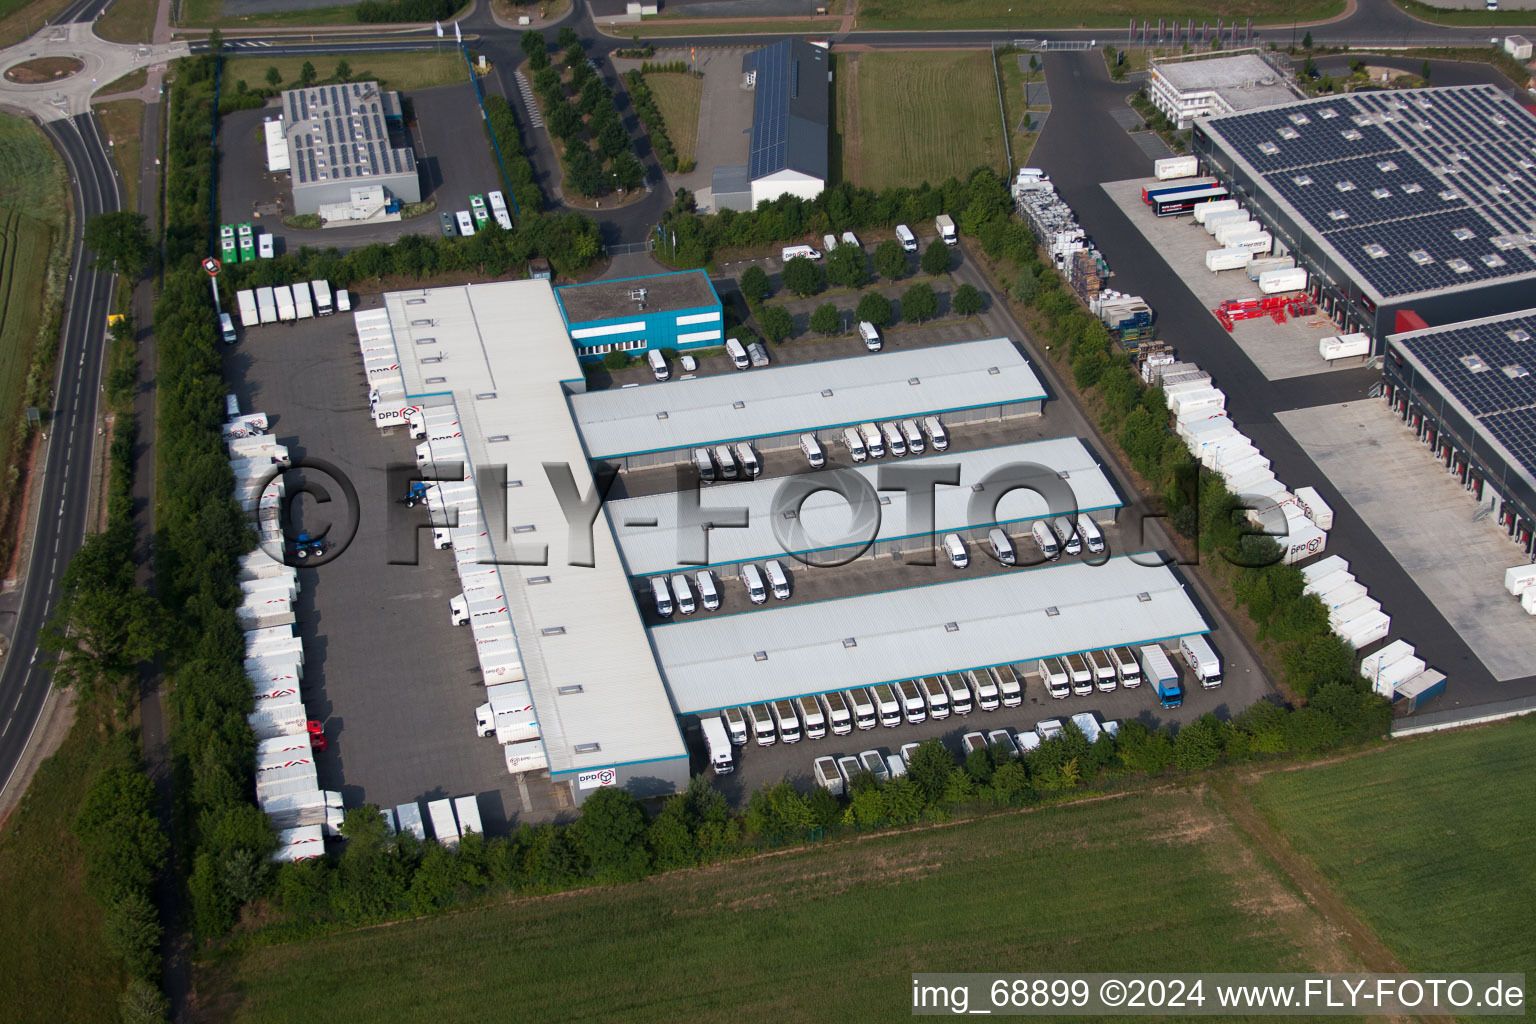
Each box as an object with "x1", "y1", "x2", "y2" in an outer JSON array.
[
  {"x1": 1397, "y1": 310, "x2": 1536, "y2": 483},
  {"x1": 1203, "y1": 85, "x2": 1536, "y2": 300},
  {"x1": 746, "y1": 39, "x2": 829, "y2": 182}
]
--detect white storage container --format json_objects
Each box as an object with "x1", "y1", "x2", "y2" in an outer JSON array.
[
  {"x1": 1293, "y1": 486, "x2": 1335, "y2": 530},
  {"x1": 1205, "y1": 247, "x2": 1253, "y2": 272},
  {"x1": 1504, "y1": 564, "x2": 1536, "y2": 596},
  {"x1": 1257, "y1": 267, "x2": 1309, "y2": 294}
]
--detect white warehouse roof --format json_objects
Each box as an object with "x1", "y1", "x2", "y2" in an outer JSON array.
[
  {"x1": 380, "y1": 280, "x2": 686, "y2": 778},
  {"x1": 607, "y1": 436, "x2": 1122, "y2": 577},
  {"x1": 569, "y1": 337, "x2": 1045, "y2": 458},
  {"x1": 650, "y1": 556, "x2": 1210, "y2": 714}
]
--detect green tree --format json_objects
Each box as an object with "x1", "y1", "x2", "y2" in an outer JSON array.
[
  {"x1": 1302, "y1": 30, "x2": 1312, "y2": 49},
  {"x1": 901, "y1": 282, "x2": 938, "y2": 323},
  {"x1": 905, "y1": 738, "x2": 953, "y2": 804},
  {"x1": 809, "y1": 303, "x2": 841, "y2": 335},
  {"x1": 299, "y1": 60, "x2": 317, "y2": 86},
  {"x1": 825, "y1": 242, "x2": 868, "y2": 288},
  {"x1": 965, "y1": 746, "x2": 995, "y2": 784},
  {"x1": 522, "y1": 29, "x2": 549, "y2": 70},
  {"x1": 744, "y1": 781, "x2": 814, "y2": 837},
  {"x1": 921, "y1": 238, "x2": 951, "y2": 276},
  {"x1": 1173, "y1": 714, "x2": 1226, "y2": 771},
  {"x1": 84, "y1": 211, "x2": 153, "y2": 279},
  {"x1": 781, "y1": 255, "x2": 823, "y2": 297},
  {"x1": 952, "y1": 283, "x2": 982, "y2": 317},
  {"x1": 579, "y1": 76, "x2": 610, "y2": 117},
  {"x1": 73, "y1": 762, "x2": 167, "y2": 902},
  {"x1": 855, "y1": 291, "x2": 892, "y2": 328},
  {"x1": 265, "y1": 65, "x2": 282, "y2": 87},
  {"x1": 564, "y1": 42, "x2": 586, "y2": 70},
  {"x1": 577, "y1": 787, "x2": 650, "y2": 879},
  {"x1": 103, "y1": 889, "x2": 163, "y2": 981},
  {"x1": 758, "y1": 304, "x2": 793, "y2": 342},
  {"x1": 547, "y1": 101, "x2": 582, "y2": 140},
  {"x1": 1010, "y1": 271, "x2": 1038, "y2": 306},
  {"x1": 739, "y1": 264, "x2": 770, "y2": 304},
  {"x1": 602, "y1": 349, "x2": 630, "y2": 370},
  {"x1": 873, "y1": 238, "x2": 906, "y2": 280},
  {"x1": 335, "y1": 59, "x2": 352, "y2": 82},
  {"x1": 597, "y1": 117, "x2": 630, "y2": 160},
  {"x1": 1420, "y1": 59, "x2": 1431, "y2": 82},
  {"x1": 883, "y1": 777, "x2": 926, "y2": 825},
  {"x1": 558, "y1": 25, "x2": 580, "y2": 49},
  {"x1": 118, "y1": 979, "x2": 170, "y2": 1024}
]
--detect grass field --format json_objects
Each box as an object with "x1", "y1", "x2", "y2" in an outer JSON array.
[
  {"x1": 611, "y1": 18, "x2": 832, "y2": 36},
  {"x1": 0, "y1": 0, "x2": 74, "y2": 47},
  {"x1": 856, "y1": 0, "x2": 1344, "y2": 29},
  {"x1": 99, "y1": 67, "x2": 149, "y2": 96},
  {"x1": 1251, "y1": 718, "x2": 1536, "y2": 988},
  {"x1": 0, "y1": 699, "x2": 125, "y2": 1024},
  {"x1": 222, "y1": 53, "x2": 471, "y2": 94},
  {"x1": 199, "y1": 787, "x2": 1359, "y2": 1022},
  {"x1": 838, "y1": 51, "x2": 1006, "y2": 191},
  {"x1": 0, "y1": 114, "x2": 68, "y2": 499},
  {"x1": 642, "y1": 72, "x2": 702, "y2": 168},
  {"x1": 179, "y1": 0, "x2": 467, "y2": 28},
  {"x1": 95, "y1": 100, "x2": 145, "y2": 216},
  {"x1": 94, "y1": 0, "x2": 156, "y2": 43}
]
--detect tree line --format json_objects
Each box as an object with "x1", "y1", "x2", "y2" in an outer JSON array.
[
  {"x1": 523, "y1": 29, "x2": 645, "y2": 198},
  {"x1": 625, "y1": 69, "x2": 692, "y2": 174}
]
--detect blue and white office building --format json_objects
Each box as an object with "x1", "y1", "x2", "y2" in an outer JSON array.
[{"x1": 555, "y1": 271, "x2": 723, "y2": 361}]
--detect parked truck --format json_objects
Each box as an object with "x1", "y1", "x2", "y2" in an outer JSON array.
[
  {"x1": 256, "y1": 286, "x2": 278, "y2": 325},
  {"x1": 996, "y1": 664, "x2": 1024, "y2": 706},
  {"x1": 427, "y1": 798, "x2": 460, "y2": 847},
  {"x1": 846, "y1": 687, "x2": 878, "y2": 729},
  {"x1": 1064, "y1": 653, "x2": 1093, "y2": 695},
  {"x1": 1179, "y1": 635, "x2": 1222, "y2": 688},
  {"x1": 237, "y1": 289, "x2": 260, "y2": 328},
  {"x1": 870, "y1": 684, "x2": 903, "y2": 727},
  {"x1": 970, "y1": 669, "x2": 1000, "y2": 711},
  {"x1": 1139, "y1": 645, "x2": 1183, "y2": 708},
  {"x1": 274, "y1": 285, "x2": 296, "y2": 322},
  {"x1": 814, "y1": 755, "x2": 844, "y2": 795},
  {"x1": 311, "y1": 279, "x2": 334, "y2": 315},
  {"x1": 701, "y1": 715, "x2": 734, "y2": 773},
  {"x1": 292, "y1": 280, "x2": 315, "y2": 319},
  {"x1": 935, "y1": 213, "x2": 957, "y2": 246},
  {"x1": 771, "y1": 699, "x2": 802, "y2": 743},
  {"x1": 894, "y1": 679, "x2": 927, "y2": 724},
  {"x1": 820, "y1": 690, "x2": 853, "y2": 734},
  {"x1": 795, "y1": 695, "x2": 827, "y2": 739},
  {"x1": 917, "y1": 676, "x2": 950, "y2": 719},
  {"x1": 940, "y1": 672, "x2": 972, "y2": 714}
]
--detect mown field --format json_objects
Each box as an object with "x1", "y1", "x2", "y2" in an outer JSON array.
[
  {"x1": 837, "y1": 51, "x2": 1006, "y2": 192},
  {"x1": 199, "y1": 787, "x2": 1360, "y2": 1023},
  {"x1": 856, "y1": 0, "x2": 1344, "y2": 29},
  {"x1": 642, "y1": 72, "x2": 702, "y2": 169},
  {"x1": 1250, "y1": 717, "x2": 1536, "y2": 990},
  {"x1": 0, "y1": 698, "x2": 125, "y2": 1023},
  {"x1": 0, "y1": 0, "x2": 74, "y2": 48}
]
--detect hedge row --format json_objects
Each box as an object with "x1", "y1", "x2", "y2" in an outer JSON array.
[
  {"x1": 624, "y1": 70, "x2": 690, "y2": 174},
  {"x1": 482, "y1": 93, "x2": 544, "y2": 219},
  {"x1": 355, "y1": 0, "x2": 458, "y2": 23}
]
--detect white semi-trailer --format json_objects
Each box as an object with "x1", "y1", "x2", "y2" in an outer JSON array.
[
  {"x1": 292, "y1": 281, "x2": 315, "y2": 319},
  {"x1": 237, "y1": 289, "x2": 260, "y2": 328},
  {"x1": 701, "y1": 715, "x2": 734, "y2": 774},
  {"x1": 274, "y1": 285, "x2": 297, "y2": 322},
  {"x1": 256, "y1": 287, "x2": 278, "y2": 325}
]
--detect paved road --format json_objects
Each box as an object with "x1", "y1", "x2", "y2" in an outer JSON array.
[
  {"x1": 1029, "y1": 49, "x2": 1536, "y2": 709},
  {"x1": 0, "y1": 112, "x2": 119, "y2": 795}
]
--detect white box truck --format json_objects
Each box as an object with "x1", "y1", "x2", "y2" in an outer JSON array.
[
  {"x1": 701, "y1": 715, "x2": 734, "y2": 773},
  {"x1": 795, "y1": 695, "x2": 826, "y2": 739},
  {"x1": 870, "y1": 684, "x2": 902, "y2": 727},
  {"x1": 427, "y1": 798, "x2": 460, "y2": 847},
  {"x1": 894, "y1": 679, "x2": 926, "y2": 724},
  {"x1": 274, "y1": 285, "x2": 296, "y2": 322},
  {"x1": 994, "y1": 664, "x2": 1023, "y2": 706},
  {"x1": 723, "y1": 706, "x2": 749, "y2": 745},
  {"x1": 237, "y1": 289, "x2": 260, "y2": 328},
  {"x1": 292, "y1": 281, "x2": 315, "y2": 319},
  {"x1": 747, "y1": 703, "x2": 776, "y2": 745},
  {"x1": 256, "y1": 286, "x2": 278, "y2": 324},
  {"x1": 941, "y1": 672, "x2": 972, "y2": 714},
  {"x1": 918, "y1": 676, "x2": 950, "y2": 719},
  {"x1": 821, "y1": 690, "x2": 853, "y2": 735},
  {"x1": 311, "y1": 279, "x2": 334, "y2": 315},
  {"x1": 1179, "y1": 635, "x2": 1222, "y2": 688},
  {"x1": 814, "y1": 756, "x2": 844, "y2": 796},
  {"x1": 396, "y1": 802, "x2": 427, "y2": 840},
  {"x1": 847, "y1": 687, "x2": 877, "y2": 730},
  {"x1": 935, "y1": 213, "x2": 957, "y2": 246},
  {"x1": 969, "y1": 669, "x2": 999, "y2": 711},
  {"x1": 772, "y1": 699, "x2": 801, "y2": 743}
]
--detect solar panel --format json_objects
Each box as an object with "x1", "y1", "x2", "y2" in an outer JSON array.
[{"x1": 1205, "y1": 86, "x2": 1536, "y2": 299}]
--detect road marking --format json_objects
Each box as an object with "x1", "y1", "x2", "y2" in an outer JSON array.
[{"x1": 2, "y1": 719, "x2": 10, "y2": 737}]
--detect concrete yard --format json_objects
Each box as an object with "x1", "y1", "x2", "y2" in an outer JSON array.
[
  {"x1": 226, "y1": 301, "x2": 572, "y2": 828},
  {"x1": 1276, "y1": 399, "x2": 1536, "y2": 682},
  {"x1": 1101, "y1": 177, "x2": 1350, "y2": 382}
]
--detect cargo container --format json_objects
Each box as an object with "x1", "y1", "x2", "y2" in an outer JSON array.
[
  {"x1": 1205, "y1": 247, "x2": 1254, "y2": 272},
  {"x1": 1230, "y1": 231, "x2": 1273, "y2": 255},
  {"x1": 1244, "y1": 255, "x2": 1295, "y2": 279},
  {"x1": 274, "y1": 285, "x2": 296, "y2": 322},
  {"x1": 1215, "y1": 219, "x2": 1264, "y2": 248},
  {"x1": 1391, "y1": 670, "x2": 1446, "y2": 712},
  {"x1": 1154, "y1": 155, "x2": 1199, "y2": 180},
  {"x1": 1338, "y1": 610, "x2": 1391, "y2": 649},
  {"x1": 256, "y1": 287, "x2": 278, "y2": 324},
  {"x1": 1293, "y1": 486, "x2": 1334, "y2": 530},
  {"x1": 1359, "y1": 639, "x2": 1415, "y2": 684},
  {"x1": 1257, "y1": 267, "x2": 1309, "y2": 294},
  {"x1": 292, "y1": 281, "x2": 315, "y2": 319},
  {"x1": 1329, "y1": 596, "x2": 1382, "y2": 629},
  {"x1": 237, "y1": 289, "x2": 260, "y2": 328},
  {"x1": 1202, "y1": 209, "x2": 1249, "y2": 235},
  {"x1": 1372, "y1": 654, "x2": 1427, "y2": 699},
  {"x1": 1301, "y1": 555, "x2": 1349, "y2": 585},
  {"x1": 427, "y1": 798, "x2": 460, "y2": 847},
  {"x1": 1191, "y1": 198, "x2": 1238, "y2": 223},
  {"x1": 1504, "y1": 564, "x2": 1536, "y2": 596},
  {"x1": 1320, "y1": 333, "x2": 1371, "y2": 361}
]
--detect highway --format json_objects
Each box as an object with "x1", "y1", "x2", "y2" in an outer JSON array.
[{"x1": 0, "y1": 110, "x2": 119, "y2": 792}]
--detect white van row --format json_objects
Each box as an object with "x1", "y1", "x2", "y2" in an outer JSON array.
[
  {"x1": 1035, "y1": 647, "x2": 1146, "y2": 699},
  {"x1": 693, "y1": 441, "x2": 761, "y2": 483},
  {"x1": 970, "y1": 514, "x2": 1106, "y2": 569},
  {"x1": 840, "y1": 417, "x2": 949, "y2": 463},
  {"x1": 650, "y1": 559, "x2": 790, "y2": 616}
]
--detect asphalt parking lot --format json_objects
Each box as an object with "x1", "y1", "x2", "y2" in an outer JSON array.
[{"x1": 227, "y1": 299, "x2": 571, "y2": 830}]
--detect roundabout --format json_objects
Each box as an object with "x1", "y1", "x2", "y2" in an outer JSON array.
[{"x1": 3, "y1": 56, "x2": 84, "y2": 84}]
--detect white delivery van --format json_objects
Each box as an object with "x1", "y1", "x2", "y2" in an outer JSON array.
[
  {"x1": 702, "y1": 716, "x2": 733, "y2": 774},
  {"x1": 994, "y1": 663, "x2": 1024, "y2": 707},
  {"x1": 763, "y1": 559, "x2": 791, "y2": 600},
  {"x1": 650, "y1": 577, "x2": 673, "y2": 617},
  {"x1": 772, "y1": 700, "x2": 801, "y2": 743},
  {"x1": 941, "y1": 673, "x2": 972, "y2": 714},
  {"x1": 871, "y1": 684, "x2": 902, "y2": 727},
  {"x1": 858, "y1": 321, "x2": 882, "y2": 351},
  {"x1": 670, "y1": 574, "x2": 696, "y2": 614},
  {"x1": 1064, "y1": 653, "x2": 1093, "y2": 696},
  {"x1": 969, "y1": 669, "x2": 999, "y2": 711},
  {"x1": 1054, "y1": 516, "x2": 1082, "y2": 555},
  {"x1": 847, "y1": 687, "x2": 877, "y2": 730},
  {"x1": 841, "y1": 231, "x2": 861, "y2": 248},
  {"x1": 336, "y1": 289, "x2": 352, "y2": 312},
  {"x1": 842, "y1": 426, "x2": 868, "y2": 462},
  {"x1": 725, "y1": 337, "x2": 750, "y2": 369},
  {"x1": 823, "y1": 233, "x2": 838, "y2": 253},
  {"x1": 943, "y1": 533, "x2": 969, "y2": 569},
  {"x1": 713, "y1": 444, "x2": 738, "y2": 479},
  {"x1": 1111, "y1": 646, "x2": 1141, "y2": 688},
  {"x1": 647, "y1": 349, "x2": 670, "y2": 381},
  {"x1": 734, "y1": 441, "x2": 760, "y2": 478},
  {"x1": 900, "y1": 419, "x2": 924, "y2": 454},
  {"x1": 895, "y1": 224, "x2": 917, "y2": 252},
  {"x1": 781, "y1": 244, "x2": 822, "y2": 262},
  {"x1": 219, "y1": 312, "x2": 238, "y2": 344},
  {"x1": 1179, "y1": 635, "x2": 1222, "y2": 688},
  {"x1": 859, "y1": 422, "x2": 885, "y2": 458},
  {"x1": 923, "y1": 415, "x2": 949, "y2": 450},
  {"x1": 740, "y1": 563, "x2": 767, "y2": 604},
  {"x1": 821, "y1": 690, "x2": 853, "y2": 735},
  {"x1": 988, "y1": 528, "x2": 1016, "y2": 565},
  {"x1": 881, "y1": 421, "x2": 906, "y2": 456},
  {"x1": 801, "y1": 433, "x2": 825, "y2": 468},
  {"x1": 723, "y1": 706, "x2": 749, "y2": 745},
  {"x1": 1031, "y1": 520, "x2": 1060, "y2": 560},
  {"x1": 747, "y1": 703, "x2": 776, "y2": 745},
  {"x1": 693, "y1": 448, "x2": 716, "y2": 483},
  {"x1": 695, "y1": 569, "x2": 720, "y2": 611},
  {"x1": 1076, "y1": 513, "x2": 1105, "y2": 553},
  {"x1": 1087, "y1": 650, "x2": 1117, "y2": 692},
  {"x1": 895, "y1": 680, "x2": 928, "y2": 723},
  {"x1": 1039, "y1": 658, "x2": 1070, "y2": 699}
]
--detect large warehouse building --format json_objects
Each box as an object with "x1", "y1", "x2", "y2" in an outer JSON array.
[
  {"x1": 1147, "y1": 50, "x2": 1299, "y2": 129},
  {"x1": 280, "y1": 81, "x2": 420, "y2": 215},
  {"x1": 1385, "y1": 308, "x2": 1536, "y2": 558},
  {"x1": 1193, "y1": 85, "x2": 1536, "y2": 344},
  {"x1": 554, "y1": 271, "x2": 723, "y2": 361},
  {"x1": 607, "y1": 437, "x2": 1123, "y2": 580},
  {"x1": 744, "y1": 38, "x2": 829, "y2": 207},
  {"x1": 569, "y1": 337, "x2": 1046, "y2": 470},
  {"x1": 649, "y1": 557, "x2": 1210, "y2": 715}
]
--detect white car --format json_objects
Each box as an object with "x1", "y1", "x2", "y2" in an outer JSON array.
[{"x1": 257, "y1": 233, "x2": 274, "y2": 259}]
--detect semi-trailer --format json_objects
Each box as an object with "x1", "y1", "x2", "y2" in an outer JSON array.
[
  {"x1": 274, "y1": 285, "x2": 297, "y2": 321},
  {"x1": 1154, "y1": 155, "x2": 1199, "y2": 180},
  {"x1": 237, "y1": 289, "x2": 260, "y2": 328},
  {"x1": 427, "y1": 798, "x2": 460, "y2": 847},
  {"x1": 396, "y1": 802, "x2": 427, "y2": 840},
  {"x1": 453, "y1": 795, "x2": 484, "y2": 836},
  {"x1": 256, "y1": 287, "x2": 278, "y2": 324},
  {"x1": 292, "y1": 281, "x2": 315, "y2": 319}
]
